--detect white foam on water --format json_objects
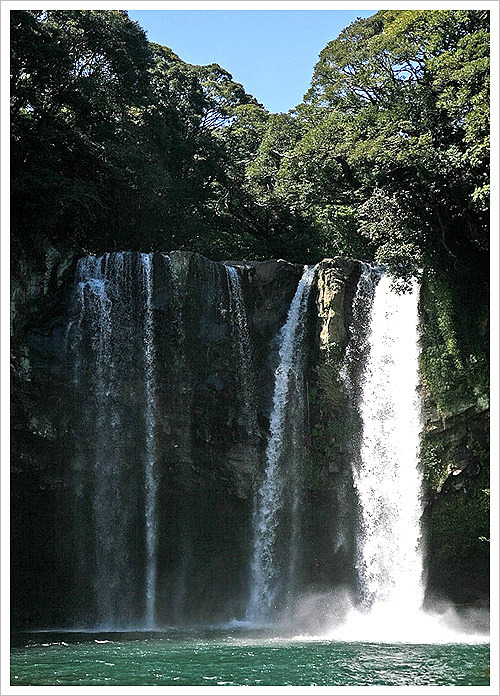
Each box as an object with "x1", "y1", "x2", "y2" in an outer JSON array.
[{"x1": 325, "y1": 604, "x2": 489, "y2": 645}]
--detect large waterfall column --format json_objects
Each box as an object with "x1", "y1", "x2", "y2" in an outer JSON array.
[
  {"x1": 326, "y1": 271, "x2": 451, "y2": 643},
  {"x1": 354, "y1": 273, "x2": 423, "y2": 614}
]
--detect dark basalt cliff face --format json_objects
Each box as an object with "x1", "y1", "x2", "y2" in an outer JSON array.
[
  {"x1": 10, "y1": 247, "x2": 361, "y2": 628},
  {"x1": 10, "y1": 243, "x2": 489, "y2": 629},
  {"x1": 421, "y1": 398, "x2": 490, "y2": 607},
  {"x1": 11, "y1": 239, "x2": 81, "y2": 628}
]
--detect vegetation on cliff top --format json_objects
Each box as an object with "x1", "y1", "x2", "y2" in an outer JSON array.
[{"x1": 11, "y1": 10, "x2": 489, "y2": 265}]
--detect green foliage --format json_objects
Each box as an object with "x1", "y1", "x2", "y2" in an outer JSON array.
[
  {"x1": 421, "y1": 436, "x2": 450, "y2": 493},
  {"x1": 419, "y1": 270, "x2": 489, "y2": 414},
  {"x1": 270, "y1": 10, "x2": 488, "y2": 273},
  {"x1": 11, "y1": 9, "x2": 489, "y2": 274},
  {"x1": 10, "y1": 10, "x2": 269, "y2": 259},
  {"x1": 11, "y1": 11, "x2": 152, "y2": 247},
  {"x1": 429, "y1": 466, "x2": 490, "y2": 563}
]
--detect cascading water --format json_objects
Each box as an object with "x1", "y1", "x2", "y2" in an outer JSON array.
[
  {"x1": 69, "y1": 253, "x2": 136, "y2": 628},
  {"x1": 225, "y1": 265, "x2": 257, "y2": 436},
  {"x1": 68, "y1": 252, "x2": 266, "y2": 629},
  {"x1": 141, "y1": 253, "x2": 159, "y2": 629},
  {"x1": 323, "y1": 270, "x2": 487, "y2": 643},
  {"x1": 328, "y1": 270, "x2": 442, "y2": 642},
  {"x1": 354, "y1": 272, "x2": 424, "y2": 612},
  {"x1": 246, "y1": 264, "x2": 317, "y2": 624},
  {"x1": 26, "y1": 251, "x2": 488, "y2": 640},
  {"x1": 68, "y1": 252, "x2": 161, "y2": 629}
]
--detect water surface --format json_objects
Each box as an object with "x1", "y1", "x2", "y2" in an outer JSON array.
[{"x1": 11, "y1": 630, "x2": 490, "y2": 686}]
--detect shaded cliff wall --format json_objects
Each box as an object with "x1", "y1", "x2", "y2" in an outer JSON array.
[
  {"x1": 418, "y1": 274, "x2": 490, "y2": 607},
  {"x1": 421, "y1": 398, "x2": 489, "y2": 606},
  {"x1": 11, "y1": 237, "x2": 79, "y2": 628},
  {"x1": 303, "y1": 259, "x2": 361, "y2": 592},
  {"x1": 11, "y1": 248, "x2": 363, "y2": 628}
]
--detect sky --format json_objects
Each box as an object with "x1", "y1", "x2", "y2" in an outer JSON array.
[{"x1": 127, "y1": 9, "x2": 376, "y2": 113}]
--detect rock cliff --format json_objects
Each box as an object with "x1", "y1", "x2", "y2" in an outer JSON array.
[
  {"x1": 10, "y1": 246, "x2": 489, "y2": 628},
  {"x1": 421, "y1": 395, "x2": 489, "y2": 607}
]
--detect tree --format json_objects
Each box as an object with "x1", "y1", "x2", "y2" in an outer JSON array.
[
  {"x1": 301, "y1": 9, "x2": 490, "y2": 277},
  {"x1": 11, "y1": 10, "x2": 152, "y2": 250}
]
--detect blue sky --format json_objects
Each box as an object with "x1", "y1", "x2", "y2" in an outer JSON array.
[{"x1": 128, "y1": 10, "x2": 376, "y2": 113}]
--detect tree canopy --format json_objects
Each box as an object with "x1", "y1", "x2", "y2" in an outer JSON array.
[
  {"x1": 10, "y1": 10, "x2": 267, "y2": 256},
  {"x1": 247, "y1": 9, "x2": 490, "y2": 279},
  {"x1": 11, "y1": 9, "x2": 489, "y2": 268}
]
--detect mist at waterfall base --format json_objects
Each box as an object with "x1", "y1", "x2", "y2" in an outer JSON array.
[{"x1": 12, "y1": 253, "x2": 489, "y2": 687}]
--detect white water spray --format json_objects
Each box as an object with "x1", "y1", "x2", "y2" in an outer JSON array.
[
  {"x1": 355, "y1": 272, "x2": 424, "y2": 612},
  {"x1": 334, "y1": 271, "x2": 426, "y2": 640}
]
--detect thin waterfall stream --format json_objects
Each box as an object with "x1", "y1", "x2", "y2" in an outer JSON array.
[
  {"x1": 225, "y1": 265, "x2": 258, "y2": 437},
  {"x1": 246, "y1": 264, "x2": 317, "y2": 624},
  {"x1": 141, "y1": 253, "x2": 159, "y2": 629}
]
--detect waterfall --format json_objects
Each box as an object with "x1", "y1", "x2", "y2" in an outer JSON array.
[
  {"x1": 32, "y1": 250, "x2": 488, "y2": 637},
  {"x1": 225, "y1": 265, "x2": 257, "y2": 436},
  {"x1": 70, "y1": 253, "x2": 136, "y2": 628},
  {"x1": 335, "y1": 264, "x2": 380, "y2": 556},
  {"x1": 68, "y1": 252, "x2": 161, "y2": 629},
  {"x1": 327, "y1": 270, "x2": 433, "y2": 642},
  {"x1": 141, "y1": 253, "x2": 158, "y2": 629},
  {"x1": 246, "y1": 264, "x2": 317, "y2": 624},
  {"x1": 354, "y1": 273, "x2": 423, "y2": 612}
]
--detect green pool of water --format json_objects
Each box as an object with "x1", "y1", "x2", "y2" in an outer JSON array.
[{"x1": 11, "y1": 630, "x2": 490, "y2": 686}]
